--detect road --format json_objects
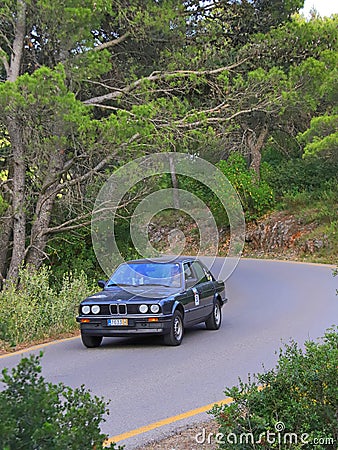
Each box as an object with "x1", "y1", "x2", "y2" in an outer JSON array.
[{"x1": 0, "y1": 258, "x2": 337, "y2": 448}]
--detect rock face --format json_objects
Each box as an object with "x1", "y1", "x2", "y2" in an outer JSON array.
[
  {"x1": 148, "y1": 211, "x2": 328, "y2": 260},
  {"x1": 244, "y1": 212, "x2": 323, "y2": 256}
]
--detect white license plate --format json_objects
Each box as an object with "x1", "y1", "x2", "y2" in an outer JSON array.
[{"x1": 107, "y1": 318, "x2": 128, "y2": 326}]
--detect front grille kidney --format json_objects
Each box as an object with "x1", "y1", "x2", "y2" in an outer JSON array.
[{"x1": 109, "y1": 304, "x2": 127, "y2": 315}]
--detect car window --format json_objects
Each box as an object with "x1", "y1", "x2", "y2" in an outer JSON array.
[
  {"x1": 183, "y1": 262, "x2": 195, "y2": 281},
  {"x1": 191, "y1": 261, "x2": 208, "y2": 283},
  {"x1": 108, "y1": 262, "x2": 182, "y2": 287}
]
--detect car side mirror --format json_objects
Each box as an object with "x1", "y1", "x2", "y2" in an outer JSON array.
[{"x1": 97, "y1": 280, "x2": 106, "y2": 289}]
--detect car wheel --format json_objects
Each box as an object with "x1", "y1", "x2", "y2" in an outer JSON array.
[
  {"x1": 81, "y1": 333, "x2": 103, "y2": 348},
  {"x1": 164, "y1": 310, "x2": 184, "y2": 346},
  {"x1": 205, "y1": 300, "x2": 222, "y2": 330}
]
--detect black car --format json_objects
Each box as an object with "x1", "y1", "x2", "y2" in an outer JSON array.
[{"x1": 77, "y1": 256, "x2": 227, "y2": 347}]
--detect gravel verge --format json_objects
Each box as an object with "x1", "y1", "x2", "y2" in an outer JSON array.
[{"x1": 133, "y1": 419, "x2": 219, "y2": 450}]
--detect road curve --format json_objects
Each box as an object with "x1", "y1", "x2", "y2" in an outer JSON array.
[{"x1": 1, "y1": 259, "x2": 337, "y2": 448}]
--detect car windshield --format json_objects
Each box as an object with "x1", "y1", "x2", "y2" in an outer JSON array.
[{"x1": 107, "y1": 262, "x2": 182, "y2": 288}]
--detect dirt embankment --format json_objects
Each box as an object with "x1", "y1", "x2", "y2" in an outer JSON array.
[
  {"x1": 149, "y1": 211, "x2": 331, "y2": 262},
  {"x1": 243, "y1": 211, "x2": 328, "y2": 260}
]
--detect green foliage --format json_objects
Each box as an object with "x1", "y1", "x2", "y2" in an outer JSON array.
[
  {"x1": 299, "y1": 115, "x2": 338, "y2": 159},
  {"x1": 211, "y1": 327, "x2": 338, "y2": 449},
  {"x1": 217, "y1": 154, "x2": 275, "y2": 220},
  {"x1": 47, "y1": 230, "x2": 102, "y2": 287},
  {"x1": 262, "y1": 156, "x2": 338, "y2": 197},
  {"x1": 174, "y1": 153, "x2": 274, "y2": 226},
  {"x1": 0, "y1": 267, "x2": 96, "y2": 347},
  {"x1": 0, "y1": 353, "x2": 122, "y2": 449},
  {"x1": 249, "y1": 15, "x2": 338, "y2": 71},
  {"x1": 0, "y1": 0, "x2": 337, "y2": 282}
]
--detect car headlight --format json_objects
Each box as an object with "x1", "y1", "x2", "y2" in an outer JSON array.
[
  {"x1": 139, "y1": 304, "x2": 148, "y2": 313},
  {"x1": 150, "y1": 304, "x2": 160, "y2": 313},
  {"x1": 91, "y1": 305, "x2": 100, "y2": 314},
  {"x1": 82, "y1": 305, "x2": 90, "y2": 314}
]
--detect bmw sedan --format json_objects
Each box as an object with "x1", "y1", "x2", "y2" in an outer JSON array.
[{"x1": 77, "y1": 256, "x2": 227, "y2": 347}]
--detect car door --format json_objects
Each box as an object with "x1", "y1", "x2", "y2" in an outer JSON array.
[
  {"x1": 190, "y1": 261, "x2": 215, "y2": 320},
  {"x1": 182, "y1": 262, "x2": 198, "y2": 325},
  {"x1": 183, "y1": 261, "x2": 214, "y2": 323}
]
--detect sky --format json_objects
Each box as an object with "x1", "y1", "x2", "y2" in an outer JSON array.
[{"x1": 301, "y1": 0, "x2": 338, "y2": 18}]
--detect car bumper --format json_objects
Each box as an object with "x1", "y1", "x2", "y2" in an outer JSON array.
[
  {"x1": 221, "y1": 297, "x2": 228, "y2": 306},
  {"x1": 76, "y1": 315, "x2": 173, "y2": 337}
]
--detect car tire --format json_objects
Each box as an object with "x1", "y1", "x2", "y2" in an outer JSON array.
[
  {"x1": 81, "y1": 333, "x2": 103, "y2": 348},
  {"x1": 205, "y1": 300, "x2": 222, "y2": 330},
  {"x1": 163, "y1": 310, "x2": 184, "y2": 346}
]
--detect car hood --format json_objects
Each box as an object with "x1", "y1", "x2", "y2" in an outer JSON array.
[{"x1": 84, "y1": 286, "x2": 181, "y2": 303}]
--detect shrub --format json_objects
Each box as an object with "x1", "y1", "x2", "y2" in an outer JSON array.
[
  {"x1": 211, "y1": 327, "x2": 338, "y2": 449},
  {"x1": 0, "y1": 267, "x2": 96, "y2": 348},
  {"x1": 217, "y1": 154, "x2": 275, "y2": 220},
  {"x1": 262, "y1": 156, "x2": 338, "y2": 198},
  {"x1": 0, "y1": 353, "x2": 122, "y2": 449},
  {"x1": 47, "y1": 229, "x2": 103, "y2": 288}
]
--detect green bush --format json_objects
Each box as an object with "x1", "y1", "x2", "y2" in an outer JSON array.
[
  {"x1": 47, "y1": 229, "x2": 102, "y2": 289},
  {"x1": 211, "y1": 327, "x2": 338, "y2": 449},
  {"x1": 0, "y1": 353, "x2": 122, "y2": 449},
  {"x1": 262, "y1": 156, "x2": 338, "y2": 198},
  {"x1": 0, "y1": 267, "x2": 96, "y2": 348},
  {"x1": 217, "y1": 154, "x2": 275, "y2": 220}
]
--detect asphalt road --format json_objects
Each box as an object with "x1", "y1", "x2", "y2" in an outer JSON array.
[{"x1": 1, "y1": 258, "x2": 337, "y2": 448}]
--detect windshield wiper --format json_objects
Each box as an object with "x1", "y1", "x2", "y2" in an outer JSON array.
[{"x1": 107, "y1": 282, "x2": 177, "y2": 288}]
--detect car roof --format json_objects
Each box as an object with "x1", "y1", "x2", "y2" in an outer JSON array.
[{"x1": 124, "y1": 256, "x2": 199, "y2": 265}]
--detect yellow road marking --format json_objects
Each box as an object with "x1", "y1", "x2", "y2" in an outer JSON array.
[
  {"x1": 105, "y1": 385, "x2": 265, "y2": 446},
  {"x1": 0, "y1": 336, "x2": 80, "y2": 359},
  {"x1": 104, "y1": 397, "x2": 232, "y2": 446}
]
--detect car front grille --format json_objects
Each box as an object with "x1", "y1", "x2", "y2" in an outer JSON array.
[
  {"x1": 106, "y1": 303, "x2": 160, "y2": 315},
  {"x1": 109, "y1": 303, "x2": 127, "y2": 315}
]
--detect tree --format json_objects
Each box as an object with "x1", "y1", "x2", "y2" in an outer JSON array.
[
  {"x1": 300, "y1": 115, "x2": 338, "y2": 160},
  {"x1": 0, "y1": 0, "x2": 184, "y2": 282},
  {"x1": 0, "y1": 0, "x2": 336, "y2": 284},
  {"x1": 0, "y1": 352, "x2": 121, "y2": 449}
]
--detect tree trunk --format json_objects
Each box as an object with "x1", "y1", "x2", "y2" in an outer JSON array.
[
  {"x1": 25, "y1": 191, "x2": 56, "y2": 269},
  {"x1": 25, "y1": 148, "x2": 66, "y2": 269},
  {"x1": 7, "y1": 0, "x2": 26, "y2": 82},
  {"x1": 245, "y1": 124, "x2": 269, "y2": 180},
  {"x1": 0, "y1": 161, "x2": 14, "y2": 284},
  {"x1": 0, "y1": 214, "x2": 13, "y2": 285},
  {"x1": 168, "y1": 154, "x2": 180, "y2": 209},
  {"x1": 6, "y1": 120, "x2": 26, "y2": 282},
  {"x1": 3, "y1": 0, "x2": 27, "y2": 284}
]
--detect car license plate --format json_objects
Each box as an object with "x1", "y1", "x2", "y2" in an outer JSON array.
[{"x1": 107, "y1": 318, "x2": 128, "y2": 326}]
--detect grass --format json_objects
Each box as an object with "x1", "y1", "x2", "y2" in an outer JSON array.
[{"x1": 0, "y1": 267, "x2": 96, "y2": 351}]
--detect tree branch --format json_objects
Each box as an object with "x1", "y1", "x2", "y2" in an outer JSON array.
[
  {"x1": 0, "y1": 179, "x2": 13, "y2": 196},
  {"x1": 52, "y1": 132, "x2": 140, "y2": 196},
  {"x1": 45, "y1": 183, "x2": 148, "y2": 236},
  {"x1": 83, "y1": 57, "x2": 250, "y2": 105},
  {"x1": 44, "y1": 212, "x2": 93, "y2": 235},
  {"x1": 47, "y1": 220, "x2": 93, "y2": 235},
  {"x1": 85, "y1": 104, "x2": 136, "y2": 115},
  {"x1": 93, "y1": 31, "x2": 130, "y2": 52},
  {"x1": 0, "y1": 47, "x2": 10, "y2": 77},
  {"x1": 180, "y1": 102, "x2": 230, "y2": 121},
  {"x1": 173, "y1": 107, "x2": 262, "y2": 129}
]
